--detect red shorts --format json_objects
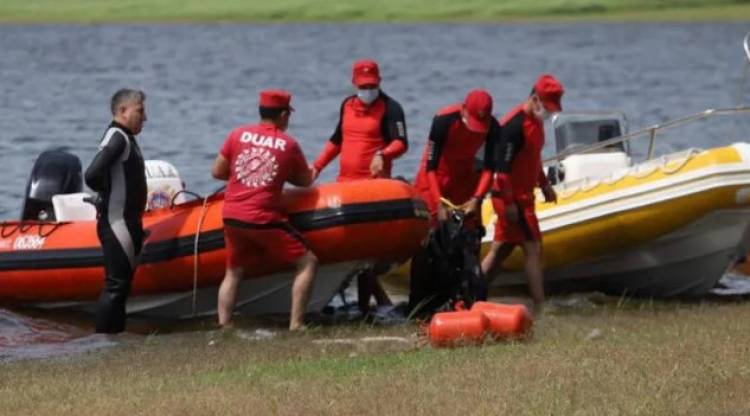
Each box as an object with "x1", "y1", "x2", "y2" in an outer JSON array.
[
  {"x1": 223, "y1": 219, "x2": 308, "y2": 269},
  {"x1": 491, "y1": 197, "x2": 541, "y2": 244}
]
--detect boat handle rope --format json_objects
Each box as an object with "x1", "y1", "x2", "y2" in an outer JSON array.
[
  {"x1": 19, "y1": 223, "x2": 35, "y2": 233},
  {"x1": 0, "y1": 221, "x2": 64, "y2": 239},
  {"x1": 191, "y1": 195, "x2": 211, "y2": 317},
  {"x1": 558, "y1": 149, "x2": 700, "y2": 199},
  {"x1": 631, "y1": 149, "x2": 699, "y2": 178},
  {"x1": 1, "y1": 222, "x2": 19, "y2": 238},
  {"x1": 190, "y1": 185, "x2": 225, "y2": 317},
  {"x1": 170, "y1": 189, "x2": 204, "y2": 209},
  {"x1": 37, "y1": 222, "x2": 63, "y2": 238}
]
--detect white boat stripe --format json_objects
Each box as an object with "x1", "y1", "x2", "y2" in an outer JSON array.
[
  {"x1": 108, "y1": 163, "x2": 135, "y2": 269},
  {"x1": 99, "y1": 127, "x2": 130, "y2": 161}
]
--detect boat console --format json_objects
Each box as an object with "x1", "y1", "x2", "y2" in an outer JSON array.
[{"x1": 546, "y1": 112, "x2": 631, "y2": 184}]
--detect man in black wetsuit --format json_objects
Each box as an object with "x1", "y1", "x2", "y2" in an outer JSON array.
[{"x1": 84, "y1": 89, "x2": 148, "y2": 333}]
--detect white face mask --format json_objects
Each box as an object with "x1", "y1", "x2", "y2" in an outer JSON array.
[
  {"x1": 533, "y1": 99, "x2": 551, "y2": 120},
  {"x1": 357, "y1": 88, "x2": 380, "y2": 105}
]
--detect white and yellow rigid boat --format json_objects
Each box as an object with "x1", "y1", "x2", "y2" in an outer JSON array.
[
  {"x1": 386, "y1": 33, "x2": 750, "y2": 299},
  {"x1": 483, "y1": 106, "x2": 750, "y2": 297}
]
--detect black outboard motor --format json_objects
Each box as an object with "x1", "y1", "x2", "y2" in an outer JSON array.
[
  {"x1": 20, "y1": 149, "x2": 83, "y2": 221},
  {"x1": 408, "y1": 210, "x2": 487, "y2": 317}
]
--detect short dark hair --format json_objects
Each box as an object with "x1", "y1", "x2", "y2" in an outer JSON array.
[
  {"x1": 111, "y1": 89, "x2": 146, "y2": 115},
  {"x1": 259, "y1": 106, "x2": 287, "y2": 120}
]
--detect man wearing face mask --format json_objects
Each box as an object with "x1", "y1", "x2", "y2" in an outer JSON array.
[
  {"x1": 480, "y1": 74, "x2": 564, "y2": 312},
  {"x1": 311, "y1": 59, "x2": 408, "y2": 315},
  {"x1": 312, "y1": 59, "x2": 408, "y2": 181}
]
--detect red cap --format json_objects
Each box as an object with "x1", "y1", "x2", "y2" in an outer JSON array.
[
  {"x1": 352, "y1": 59, "x2": 381, "y2": 87},
  {"x1": 534, "y1": 74, "x2": 564, "y2": 112},
  {"x1": 462, "y1": 89, "x2": 493, "y2": 133},
  {"x1": 259, "y1": 89, "x2": 294, "y2": 111}
]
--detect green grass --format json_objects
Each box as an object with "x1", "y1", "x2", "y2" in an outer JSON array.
[
  {"x1": 0, "y1": 0, "x2": 749, "y2": 23},
  {"x1": 3, "y1": 297, "x2": 750, "y2": 415}
]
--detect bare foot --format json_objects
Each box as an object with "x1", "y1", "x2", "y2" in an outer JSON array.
[{"x1": 289, "y1": 323, "x2": 308, "y2": 332}]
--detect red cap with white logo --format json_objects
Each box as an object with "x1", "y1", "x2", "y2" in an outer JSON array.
[{"x1": 352, "y1": 59, "x2": 381, "y2": 87}]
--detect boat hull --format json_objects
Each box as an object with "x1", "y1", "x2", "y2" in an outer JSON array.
[
  {"x1": 489, "y1": 209, "x2": 750, "y2": 297},
  {"x1": 34, "y1": 261, "x2": 359, "y2": 319}
]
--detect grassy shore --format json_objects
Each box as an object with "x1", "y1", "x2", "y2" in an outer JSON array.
[
  {"x1": 3, "y1": 297, "x2": 750, "y2": 415},
  {"x1": 0, "y1": 0, "x2": 749, "y2": 23}
]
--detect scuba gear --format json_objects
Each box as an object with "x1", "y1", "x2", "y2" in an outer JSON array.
[{"x1": 408, "y1": 208, "x2": 487, "y2": 317}]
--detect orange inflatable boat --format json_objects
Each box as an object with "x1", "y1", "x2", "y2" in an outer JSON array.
[{"x1": 0, "y1": 163, "x2": 429, "y2": 318}]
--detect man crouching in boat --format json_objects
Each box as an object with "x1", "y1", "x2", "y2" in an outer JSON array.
[
  {"x1": 84, "y1": 89, "x2": 148, "y2": 334},
  {"x1": 481, "y1": 74, "x2": 564, "y2": 312},
  {"x1": 211, "y1": 89, "x2": 317, "y2": 331}
]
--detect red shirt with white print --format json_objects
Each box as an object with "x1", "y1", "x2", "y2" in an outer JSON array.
[{"x1": 220, "y1": 122, "x2": 308, "y2": 224}]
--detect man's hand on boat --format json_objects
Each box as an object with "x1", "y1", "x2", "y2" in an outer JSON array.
[
  {"x1": 542, "y1": 184, "x2": 557, "y2": 204},
  {"x1": 369, "y1": 151, "x2": 385, "y2": 178}
]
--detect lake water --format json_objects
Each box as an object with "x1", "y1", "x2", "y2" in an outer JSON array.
[{"x1": 1, "y1": 22, "x2": 749, "y2": 359}]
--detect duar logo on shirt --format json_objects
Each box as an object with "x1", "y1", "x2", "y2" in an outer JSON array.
[{"x1": 235, "y1": 147, "x2": 279, "y2": 189}]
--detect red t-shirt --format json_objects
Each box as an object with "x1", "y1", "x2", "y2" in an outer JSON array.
[
  {"x1": 339, "y1": 97, "x2": 389, "y2": 180},
  {"x1": 313, "y1": 93, "x2": 408, "y2": 182},
  {"x1": 220, "y1": 123, "x2": 308, "y2": 224},
  {"x1": 414, "y1": 103, "x2": 500, "y2": 209},
  {"x1": 493, "y1": 104, "x2": 548, "y2": 200}
]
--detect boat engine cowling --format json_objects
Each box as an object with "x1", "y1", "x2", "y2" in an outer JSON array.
[
  {"x1": 21, "y1": 149, "x2": 83, "y2": 221},
  {"x1": 145, "y1": 160, "x2": 187, "y2": 210}
]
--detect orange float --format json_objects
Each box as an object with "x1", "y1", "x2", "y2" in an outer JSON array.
[
  {"x1": 427, "y1": 310, "x2": 488, "y2": 347},
  {"x1": 470, "y1": 301, "x2": 532, "y2": 339}
]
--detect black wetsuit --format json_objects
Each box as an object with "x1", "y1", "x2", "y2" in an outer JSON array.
[{"x1": 84, "y1": 121, "x2": 147, "y2": 333}]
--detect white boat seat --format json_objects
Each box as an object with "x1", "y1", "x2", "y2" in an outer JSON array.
[
  {"x1": 52, "y1": 192, "x2": 97, "y2": 222},
  {"x1": 561, "y1": 152, "x2": 631, "y2": 183}
]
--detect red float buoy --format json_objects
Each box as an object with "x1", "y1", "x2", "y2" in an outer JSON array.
[
  {"x1": 470, "y1": 301, "x2": 532, "y2": 339},
  {"x1": 428, "y1": 310, "x2": 488, "y2": 347}
]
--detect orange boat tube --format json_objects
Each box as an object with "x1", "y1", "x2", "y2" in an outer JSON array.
[{"x1": 0, "y1": 179, "x2": 429, "y2": 305}]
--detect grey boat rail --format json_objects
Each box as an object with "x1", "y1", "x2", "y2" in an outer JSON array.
[
  {"x1": 544, "y1": 106, "x2": 750, "y2": 164},
  {"x1": 545, "y1": 31, "x2": 750, "y2": 165}
]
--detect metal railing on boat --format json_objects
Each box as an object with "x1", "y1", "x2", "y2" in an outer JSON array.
[
  {"x1": 544, "y1": 31, "x2": 750, "y2": 165},
  {"x1": 544, "y1": 106, "x2": 750, "y2": 164}
]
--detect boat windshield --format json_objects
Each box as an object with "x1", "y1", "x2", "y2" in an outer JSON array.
[{"x1": 554, "y1": 117, "x2": 626, "y2": 153}]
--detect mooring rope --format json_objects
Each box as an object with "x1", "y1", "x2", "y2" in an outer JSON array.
[{"x1": 191, "y1": 195, "x2": 211, "y2": 317}]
